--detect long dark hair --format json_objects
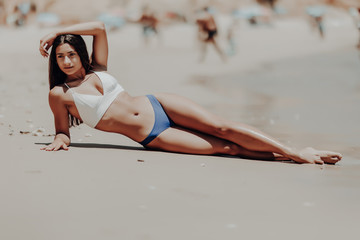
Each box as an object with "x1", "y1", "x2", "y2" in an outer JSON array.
[{"x1": 49, "y1": 34, "x2": 92, "y2": 127}]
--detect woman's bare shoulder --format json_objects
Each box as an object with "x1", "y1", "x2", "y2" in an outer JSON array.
[{"x1": 49, "y1": 85, "x2": 66, "y2": 100}]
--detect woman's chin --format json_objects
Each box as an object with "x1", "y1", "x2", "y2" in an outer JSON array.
[
  {"x1": 60, "y1": 66, "x2": 85, "y2": 79},
  {"x1": 63, "y1": 68, "x2": 74, "y2": 74},
  {"x1": 62, "y1": 68, "x2": 80, "y2": 76}
]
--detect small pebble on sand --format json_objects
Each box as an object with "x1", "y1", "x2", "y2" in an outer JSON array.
[
  {"x1": 32, "y1": 132, "x2": 42, "y2": 137},
  {"x1": 226, "y1": 223, "x2": 237, "y2": 229},
  {"x1": 303, "y1": 202, "x2": 315, "y2": 207},
  {"x1": 37, "y1": 127, "x2": 46, "y2": 132},
  {"x1": 138, "y1": 205, "x2": 147, "y2": 210},
  {"x1": 31, "y1": 127, "x2": 46, "y2": 136}
]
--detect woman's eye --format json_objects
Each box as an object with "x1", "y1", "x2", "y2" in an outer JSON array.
[
  {"x1": 57, "y1": 55, "x2": 63, "y2": 58},
  {"x1": 70, "y1": 53, "x2": 76, "y2": 56}
]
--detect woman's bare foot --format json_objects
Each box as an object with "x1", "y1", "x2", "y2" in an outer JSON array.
[{"x1": 291, "y1": 147, "x2": 342, "y2": 164}]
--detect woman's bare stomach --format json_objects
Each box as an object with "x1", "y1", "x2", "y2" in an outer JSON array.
[{"x1": 95, "y1": 92, "x2": 155, "y2": 142}]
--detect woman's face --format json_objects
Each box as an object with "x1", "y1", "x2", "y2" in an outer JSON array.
[{"x1": 55, "y1": 43, "x2": 84, "y2": 76}]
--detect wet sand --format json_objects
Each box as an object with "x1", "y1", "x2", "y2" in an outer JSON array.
[{"x1": 0, "y1": 14, "x2": 360, "y2": 239}]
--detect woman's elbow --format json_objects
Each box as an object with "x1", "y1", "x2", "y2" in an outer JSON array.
[{"x1": 95, "y1": 21, "x2": 106, "y2": 32}]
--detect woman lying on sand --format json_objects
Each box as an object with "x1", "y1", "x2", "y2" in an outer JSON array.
[{"x1": 39, "y1": 21, "x2": 342, "y2": 164}]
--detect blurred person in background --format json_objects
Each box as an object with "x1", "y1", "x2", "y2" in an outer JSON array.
[
  {"x1": 130, "y1": 5, "x2": 160, "y2": 46},
  {"x1": 313, "y1": 15, "x2": 324, "y2": 38},
  {"x1": 357, "y1": 8, "x2": 360, "y2": 49},
  {"x1": 349, "y1": 7, "x2": 360, "y2": 49},
  {"x1": 0, "y1": 0, "x2": 5, "y2": 25},
  {"x1": 226, "y1": 12, "x2": 240, "y2": 57},
  {"x1": 196, "y1": 7, "x2": 227, "y2": 63},
  {"x1": 226, "y1": 22, "x2": 236, "y2": 56},
  {"x1": 4, "y1": 0, "x2": 36, "y2": 27},
  {"x1": 38, "y1": 21, "x2": 342, "y2": 165},
  {"x1": 256, "y1": 0, "x2": 278, "y2": 11},
  {"x1": 306, "y1": 5, "x2": 326, "y2": 39}
]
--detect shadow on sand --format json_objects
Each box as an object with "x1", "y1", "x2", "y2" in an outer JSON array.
[
  {"x1": 35, "y1": 142, "x2": 295, "y2": 164},
  {"x1": 35, "y1": 142, "x2": 145, "y2": 151}
]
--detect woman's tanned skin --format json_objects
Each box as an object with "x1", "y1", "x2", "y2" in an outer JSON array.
[{"x1": 39, "y1": 21, "x2": 342, "y2": 164}]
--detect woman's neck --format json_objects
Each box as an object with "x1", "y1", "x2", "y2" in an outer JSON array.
[{"x1": 65, "y1": 68, "x2": 86, "y2": 83}]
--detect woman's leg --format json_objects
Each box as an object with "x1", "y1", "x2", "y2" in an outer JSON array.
[
  {"x1": 154, "y1": 93, "x2": 342, "y2": 164},
  {"x1": 146, "y1": 126, "x2": 284, "y2": 161}
]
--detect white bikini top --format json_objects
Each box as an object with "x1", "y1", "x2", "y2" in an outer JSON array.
[{"x1": 64, "y1": 71, "x2": 124, "y2": 128}]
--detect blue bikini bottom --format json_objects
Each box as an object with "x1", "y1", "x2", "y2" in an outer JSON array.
[{"x1": 139, "y1": 95, "x2": 174, "y2": 146}]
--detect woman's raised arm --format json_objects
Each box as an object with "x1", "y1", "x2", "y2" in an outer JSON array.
[{"x1": 39, "y1": 21, "x2": 108, "y2": 70}]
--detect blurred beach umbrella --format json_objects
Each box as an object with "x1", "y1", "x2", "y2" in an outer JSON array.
[
  {"x1": 36, "y1": 12, "x2": 60, "y2": 27},
  {"x1": 124, "y1": 0, "x2": 190, "y2": 12},
  {"x1": 97, "y1": 11, "x2": 126, "y2": 30},
  {"x1": 36, "y1": 0, "x2": 111, "y2": 22},
  {"x1": 349, "y1": 6, "x2": 360, "y2": 17},
  {"x1": 306, "y1": 5, "x2": 327, "y2": 17},
  {"x1": 233, "y1": 5, "x2": 267, "y2": 19}
]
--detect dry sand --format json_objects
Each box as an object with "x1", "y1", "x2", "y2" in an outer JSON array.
[{"x1": 0, "y1": 10, "x2": 360, "y2": 240}]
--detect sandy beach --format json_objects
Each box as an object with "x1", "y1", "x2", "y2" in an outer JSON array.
[{"x1": 0, "y1": 8, "x2": 360, "y2": 240}]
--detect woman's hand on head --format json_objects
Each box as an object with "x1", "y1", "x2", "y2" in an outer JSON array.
[
  {"x1": 39, "y1": 32, "x2": 57, "y2": 58},
  {"x1": 41, "y1": 140, "x2": 69, "y2": 151}
]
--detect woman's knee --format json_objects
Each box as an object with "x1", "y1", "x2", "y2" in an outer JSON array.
[
  {"x1": 217, "y1": 141, "x2": 240, "y2": 155},
  {"x1": 211, "y1": 121, "x2": 233, "y2": 137}
]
